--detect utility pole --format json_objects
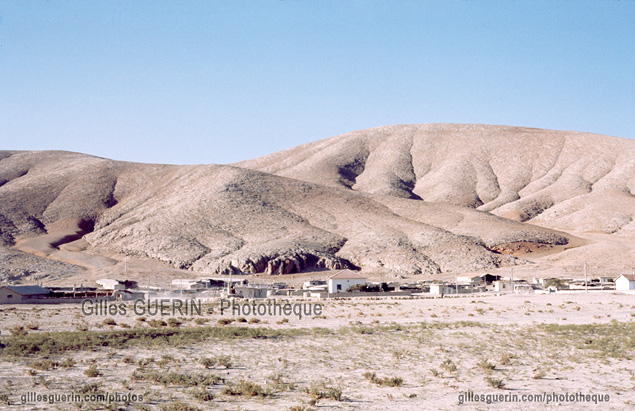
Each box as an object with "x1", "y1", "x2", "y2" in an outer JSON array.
[{"x1": 510, "y1": 267, "x2": 514, "y2": 294}]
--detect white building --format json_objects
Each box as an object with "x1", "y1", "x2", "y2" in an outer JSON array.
[
  {"x1": 172, "y1": 279, "x2": 205, "y2": 290},
  {"x1": 615, "y1": 274, "x2": 635, "y2": 291},
  {"x1": 96, "y1": 279, "x2": 126, "y2": 290},
  {"x1": 234, "y1": 285, "x2": 268, "y2": 299},
  {"x1": 457, "y1": 275, "x2": 481, "y2": 285},
  {"x1": 429, "y1": 284, "x2": 453, "y2": 295},
  {"x1": 303, "y1": 280, "x2": 327, "y2": 291},
  {"x1": 328, "y1": 270, "x2": 366, "y2": 294}
]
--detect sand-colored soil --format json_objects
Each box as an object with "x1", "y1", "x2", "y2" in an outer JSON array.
[
  {"x1": 14, "y1": 218, "x2": 116, "y2": 270},
  {"x1": 0, "y1": 292, "x2": 634, "y2": 410}
]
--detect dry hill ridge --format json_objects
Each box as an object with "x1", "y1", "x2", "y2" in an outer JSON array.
[
  {"x1": 1, "y1": 124, "x2": 634, "y2": 283},
  {"x1": 236, "y1": 124, "x2": 635, "y2": 235}
]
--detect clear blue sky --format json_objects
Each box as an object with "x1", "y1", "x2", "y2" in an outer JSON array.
[{"x1": 1, "y1": 0, "x2": 634, "y2": 165}]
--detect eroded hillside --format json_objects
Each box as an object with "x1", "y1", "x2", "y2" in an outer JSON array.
[
  {"x1": 1, "y1": 124, "x2": 634, "y2": 280},
  {"x1": 237, "y1": 124, "x2": 635, "y2": 235}
]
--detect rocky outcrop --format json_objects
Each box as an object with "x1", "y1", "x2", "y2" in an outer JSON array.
[{"x1": 198, "y1": 250, "x2": 356, "y2": 275}]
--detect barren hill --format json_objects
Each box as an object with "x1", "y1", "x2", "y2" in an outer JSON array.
[
  {"x1": 237, "y1": 124, "x2": 635, "y2": 236},
  {"x1": 1, "y1": 124, "x2": 634, "y2": 282}
]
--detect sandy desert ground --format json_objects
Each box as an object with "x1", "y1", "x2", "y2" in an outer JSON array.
[{"x1": 1, "y1": 291, "x2": 634, "y2": 411}]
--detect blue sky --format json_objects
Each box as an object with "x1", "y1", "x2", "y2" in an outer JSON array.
[{"x1": 1, "y1": 0, "x2": 634, "y2": 165}]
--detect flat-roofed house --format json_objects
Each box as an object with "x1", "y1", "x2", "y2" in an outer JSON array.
[
  {"x1": 0, "y1": 285, "x2": 50, "y2": 304},
  {"x1": 234, "y1": 285, "x2": 268, "y2": 299},
  {"x1": 328, "y1": 270, "x2": 366, "y2": 294},
  {"x1": 172, "y1": 279, "x2": 206, "y2": 290},
  {"x1": 96, "y1": 279, "x2": 126, "y2": 290},
  {"x1": 457, "y1": 275, "x2": 481, "y2": 285},
  {"x1": 493, "y1": 280, "x2": 512, "y2": 292},
  {"x1": 429, "y1": 284, "x2": 453, "y2": 295}
]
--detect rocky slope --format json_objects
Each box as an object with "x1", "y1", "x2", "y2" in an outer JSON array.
[
  {"x1": 237, "y1": 124, "x2": 635, "y2": 236},
  {"x1": 1, "y1": 124, "x2": 633, "y2": 279}
]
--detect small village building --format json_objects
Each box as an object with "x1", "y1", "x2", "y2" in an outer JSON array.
[
  {"x1": 328, "y1": 270, "x2": 366, "y2": 294},
  {"x1": 172, "y1": 279, "x2": 206, "y2": 290},
  {"x1": 303, "y1": 280, "x2": 327, "y2": 290},
  {"x1": 493, "y1": 280, "x2": 512, "y2": 292},
  {"x1": 494, "y1": 280, "x2": 534, "y2": 293},
  {"x1": 514, "y1": 283, "x2": 535, "y2": 294},
  {"x1": 386, "y1": 281, "x2": 401, "y2": 290},
  {"x1": 480, "y1": 274, "x2": 501, "y2": 285},
  {"x1": 429, "y1": 284, "x2": 454, "y2": 295},
  {"x1": 0, "y1": 285, "x2": 51, "y2": 304},
  {"x1": 615, "y1": 274, "x2": 635, "y2": 291},
  {"x1": 234, "y1": 286, "x2": 268, "y2": 299},
  {"x1": 457, "y1": 275, "x2": 481, "y2": 285},
  {"x1": 198, "y1": 277, "x2": 247, "y2": 288},
  {"x1": 96, "y1": 279, "x2": 126, "y2": 290}
]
